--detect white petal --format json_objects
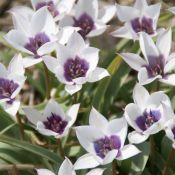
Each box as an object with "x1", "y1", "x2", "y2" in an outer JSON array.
[
  {"x1": 59, "y1": 15, "x2": 74, "y2": 28},
  {"x1": 139, "y1": 32, "x2": 159, "y2": 64},
  {"x1": 57, "y1": 26, "x2": 77, "y2": 45},
  {"x1": 169, "y1": 7, "x2": 175, "y2": 15},
  {"x1": 165, "y1": 118, "x2": 175, "y2": 137},
  {"x1": 23, "y1": 107, "x2": 43, "y2": 125},
  {"x1": 36, "y1": 169, "x2": 55, "y2": 175},
  {"x1": 116, "y1": 3, "x2": 139, "y2": 22},
  {"x1": 74, "y1": 153, "x2": 100, "y2": 170},
  {"x1": 88, "y1": 68, "x2": 109, "y2": 82},
  {"x1": 56, "y1": 44, "x2": 75, "y2": 66},
  {"x1": 164, "y1": 58, "x2": 175, "y2": 73},
  {"x1": 145, "y1": 3, "x2": 161, "y2": 20},
  {"x1": 10, "y1": 76, "x2": 26, "y2": 99},
  {"x1": 107, "y1": 117, "x2": 128, "y2": 147},
  {"x1": 31, "y1": 7, "x2": 56, "y2": 35},
  {"x1": 111, "y1": 24, "x2": 134, "y2": 39},
  {"x1": 8, "y1": 54, "x2": 24, "y2": 75},
  {"x1": 37, "y1": 122, "x2": 58, "y2": 136},
  {"x1": 2, "y1": 100, "x2": 20, "y2": 116},
  {"x1": 66, "y1": 103, "x2": 80, "y2": 127},
  {"x1": 10, "y1": 6, "x2": 34, "y2": 35},
  {"x1": 87, "y1": 21, "x2": 107, "y2": 37},
  {"x1": 58, "y1": 158, "x2": 75, "y2": 175},
  {"x1": 65, "y1": 84, "x2": 82, "y2": 95},
  {"x1": 37, "y1": 41, "x2": 57, "y2": 56},
  {"x1": 67, "y1": 32, "x2": 86, "y2": 53},
  {"x1": 128, "y1": 131, "x2": 149, "y2": 144},
  {"x1": 31, "y1": 0, "x2": 43, "y2": 10},
  {"x1": 138, "y1": 67, "x2": 160, "y2": 85},
  {"x1": 4, "y1": 30, "x2": 32, "y2": 54},
  {"x1": 133, "y1": 83, "x2": 149, "y2": 110},
  {"x1": 102, "y1": 150, "x2": 118, "y2": 165},
  {"x1": 120, "y1": 53, "x2": 146, "y2": 71},
  {"x1": 124, "y1": 103, "x2": 143, "y2": 132},
  {"x1": 89, "y1": 107, "x2": 108, "y2": 130},
  {"x1": 75, "y1": 0, "x2": 98, "y2": 19},
  {"x1": 80, "y1": 47, "x2": 99, "y2": 72},
  {"x1": 156, "y1": 28, "x2": 172, "y2": 59},
  {"x1": 98, "y1": 5, "x2": 116, "y2": 23},
  {"x1": 146, "y1": 91, "x2": 171, "y2": 108},
  {"x1": 57, "y1": 0, "x2": 76, "y2": 14},
  {"x1": 43, "y1": 99, "x2": 65, "y2": 120},
  {"x1": 43, "y1": 56, "x2": 58, "y2": 74},
  {"x1": 0, "y1": 64, "x2": 7, "y2": 78},
  {"x1": 22, "y1": 57, "x2": 43, "y2": 68},
  {"x1": 117, "y1": 144, "x2": 140, "y2": 160},
  {"x1": 86, "y1": 168, "x2": 105, "y2": 175},
  {"x1": 134, "y1": 0, "x2": 147, "y2": 10},
  {"x1": 159, "y1": 74, "x2": 175, "y2": 86},
  {"x1": 75, "y1": 126, "x2": 103, "y2": 153}
]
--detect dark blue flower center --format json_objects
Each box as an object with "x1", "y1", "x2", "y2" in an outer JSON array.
[
  {"x1": 64, "y1": 56, "x2": 89, "y2": 82},
  {"x1": 94, "y1": 135, "x2": 121, "y2": 159},
  {"x1": 131, "y1": 17, "x2": 154, "y2": 35},
  {"x1": 24, "y1": 32, "x2": 50, "y2": 57},
  {"x1": 43, "y1": 113, "x2": 68, "y2": 134},
  {"x1": 144, "y1": 55, "x2": 165, "y2": 78},
  {"x1": 36, "y1": 1, "x2": 59, "y2": 17},
  {"x1": 0, "y1": 78, "x2": 19, "y2": 104},
  {"x1": 136, "y1": 110, "x2": 161, "y2": 131},
  {"x1": 73, "y1": 13, "x2": 95, "y2": 39}
]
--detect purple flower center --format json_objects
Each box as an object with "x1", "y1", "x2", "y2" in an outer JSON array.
[
  {"x1": 64, "y1": 56, "x2": 89, "y2": 82},
  {"x1": 144, "y1": 55, "x2": 165, "y2": 78},
  {"x1": 94, "y1": 135, "x2": 121, "y2": 159},
  {"x1": 0, "y1": 78, "x2": 19, "y2": 104},
  {"x1": 131, "y1": 17, "x2": 154, "y2": 35},
  {"x1": 172, "y1": 127, "x2": 175, "y2": 139},
  {"x1": 43, "y1": 113, "x2": 68, "y2": 134},
  {"x1": 24, "y1": 32, "x2": 50, "y2": 57},
  {"x1": 136, "y1": 110, "x2": 161, "y2": 131},
  {"x1": 73, "y1": 13, "x2": 95, "y2": 39},
  {"x1": 36, "y1": 1, "x2": 59, "y2": 17}
]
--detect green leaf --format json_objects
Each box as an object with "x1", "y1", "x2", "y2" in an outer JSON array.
[
  {"x1": 0, "y1": 135, "x2": 61, "y2": 164},
  {"x1": 92, "y1": 55, "x2": 122, "y2": 110},
  {"x1": 129, "y1": 142, "x2": 150, "y2": 175}
]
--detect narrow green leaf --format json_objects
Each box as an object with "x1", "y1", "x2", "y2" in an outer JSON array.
[{"x1": 0, "y1": 135, "x2": 61, "y2": 164}]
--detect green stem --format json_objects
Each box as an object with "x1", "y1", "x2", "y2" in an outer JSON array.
[
  {"x1": 149, "y1": 135, "x2": 155, "y2": 173},
  {"x1": 16, "y1": 114, "x2": 24, "y2": 140},
  {"x1": 112, "y1": 160, "x2": 118, "y2": 175},
  {"x1": 57, "y1": 139, "x2": 65, "y2": 159},
  {"x1": 43, "y1": 63, "x2": 51, "y2": 99},
  {"x1": 163, "y1": 148, "x2": 175, "y2": 175}
]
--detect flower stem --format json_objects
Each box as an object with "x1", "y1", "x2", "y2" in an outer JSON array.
[
  {"x1": 163, "y1": 148, "x2": 175, "y2": 175},
  {"x1": 57, "y1": 139, "x2": 65, "y2": 159},
  {"x1": 16, "y1": 113, "x2": 24, "y2": 140},
  {"x1": 149, "y1": 135, "x2": 155, "y2": 173},
  {"x1": 112, "y1": 160, "x2": 118, "y2": 175},
  {"x1": 43, "y1": 63, "x2": 51, "y2": 99}
]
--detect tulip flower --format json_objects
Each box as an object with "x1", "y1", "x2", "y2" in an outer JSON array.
[
  {"x1": 24, "y1": 99, "x2": 80, "y2": 138},
  {"x1": 31, "y1": 0, "x2": 75, "y2": 20},
  {"x1": 111, "y1": 0, "x2": 161, "y2": 40},
  {"x1": 74, "y1": 107, "x2": 140, "y2": 169},
  {"x1": 59, "y1": 0, "x2": 116, "y2": 39},
  {"x1": 43, "y1": 32, "x2": 109, "y2": 95},
  {"x1": 5, "y1": 7, "x2": 75, "y2": 67},
  {"x1": 0, "y1": 54, "x2": 26, "y2": 116},
  {"x1": 120, "y1": 29, "x2": 175, "y2": 85},
  {"x1": 124, "y1": 84, "x2": 173, "y2": 144}
]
